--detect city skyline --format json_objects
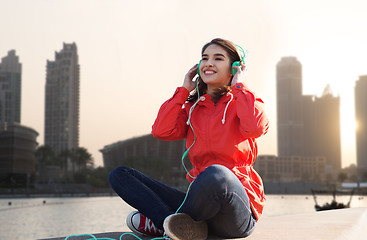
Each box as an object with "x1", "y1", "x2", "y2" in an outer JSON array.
[
  {"x1": 276, "y1": 56, "x2": 342, "y2": 173},
  {"x1": 1, "y1": 0, "x2": 367, "y2": 168}
]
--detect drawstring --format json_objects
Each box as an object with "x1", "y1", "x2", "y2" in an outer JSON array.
[
  {"x1": 222, "y1": 92, "x2": 233, "y2": 124},
  {"x1": 187, "y1": 92, "x2": 233, "y2": 125}
]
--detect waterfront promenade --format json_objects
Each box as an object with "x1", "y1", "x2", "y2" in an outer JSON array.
[{"x1": 44, "y1": 207, "x2": 367, "y2": 240}]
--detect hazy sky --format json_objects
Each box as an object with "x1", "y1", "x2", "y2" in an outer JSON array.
[{"x1": 1, "y1": 0, "x2": 367, "y2": 168}]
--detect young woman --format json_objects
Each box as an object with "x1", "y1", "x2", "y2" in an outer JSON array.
[{"x1": 109, "y1": 38, "x2": 269, "y2": 240}]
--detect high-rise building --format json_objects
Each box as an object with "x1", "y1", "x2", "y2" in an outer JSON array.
[
  {"x1": 276, "y1": 57, "x2": 341, "y2": 174},
  {"x1": 44, "y1": 43, "x2": 80, "y2": 159},
  {"x1": 303, "y1": 85, "x2": 341, "y2": 171},
  {"x1": 0, "y1": 50, "x2": 38, "y2": 185},
  {"x1": 276, "y1": 57, "x2": 303, "y2": 156},
  {"x1": 0, "y1": 50, "x2": 22, "y2": 124},
  {"x1": 355, "y1": 75, "x2": 367, "y2": 172}
]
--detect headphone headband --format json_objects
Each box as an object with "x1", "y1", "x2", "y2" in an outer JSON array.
[{"x1": 235, "y1": 44, "x2": 246, "y2": 64}]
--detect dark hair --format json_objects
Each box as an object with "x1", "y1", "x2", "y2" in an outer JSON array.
[{"x1": 188, "y1": 38, "x2": 242, "y2": 103}]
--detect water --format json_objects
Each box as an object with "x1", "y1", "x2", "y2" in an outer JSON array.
[{"x1": 1, "y1": 195, "x2": 366, "y2": 240}]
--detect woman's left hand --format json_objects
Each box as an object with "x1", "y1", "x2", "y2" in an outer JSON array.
[{"x1": 231, "y1": 63, "x2": 246, "y2": 87}]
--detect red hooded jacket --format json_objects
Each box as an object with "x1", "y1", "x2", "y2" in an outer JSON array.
[{"x1": 151, "y1": 83, "x2": 269, "y2": 221}]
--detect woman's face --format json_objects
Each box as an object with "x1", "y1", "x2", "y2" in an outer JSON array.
[{"x1": 199, "y1": 44, "x2": 232, "y2": 91}]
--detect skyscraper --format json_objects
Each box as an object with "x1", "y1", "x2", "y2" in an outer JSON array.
[
  {"x1": 44, "y1": 43, "x2": 80, "y2": 158},
  {"x1": 0, "y1": 50, "x2": 38, "y2": 184},
  {"x1": 276, "y1": 57, "x2": 341, "y2": 173},
  {"x1": 355, "y1": 75, "x2": 367, "y2": 172},
  {"x1": 303, "y1": 85, "x2": 341, "y2": 171},
  {"x1": 0, "y1": 50, "x2": 22, "y2": 124},
  {"x1": 276, "y1": 57, "x2": 303, "y2": 157}
]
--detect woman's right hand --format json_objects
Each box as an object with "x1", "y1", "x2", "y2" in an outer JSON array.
[{"x1": 182, "y1": 64, "x2": 199, "y2": 92}]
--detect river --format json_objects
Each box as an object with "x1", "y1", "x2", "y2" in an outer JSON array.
[{"x1": 1, "y1": 194, "x2": 366, "y2": 240}]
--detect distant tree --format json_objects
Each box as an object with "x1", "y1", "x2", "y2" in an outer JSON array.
[
  {"x1": 70, "y1": 148, "x2": 77, "y2": 174},
  {"x1": 124, "y1": 155, "x2": 170, "y2": 182},
  {"x1": 341, "y1": 164, "x2": 357, "y2": 182},
  {"x1": 73, "y1": 171, "x2": 87, "y2": 184},
  {"x1": 75, "y1": 147, "x2": 94, "y2": 170},
  {"x1": 70, "y1": 167, "x2": 109, "y2": 187},
  {"x1": 35, "y1": 145, "x2": 66, "y2": 183},
  {"x1": 89, "y1": 167, "x2": 109, "y2": 188},
  {"x1": 337, "y1": 172, "x2": 348, "y2": 183},
  {"x1": 35, "y1": 145, "x2": 54, "y2": 170},
  {"x1": 59, "y1": 149, "x2": 71, "y2": 173}
]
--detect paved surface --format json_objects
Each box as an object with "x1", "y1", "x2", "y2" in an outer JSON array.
[
  {"x1": 40, "y1": 207, "x2": 367, "y2": 240},
  {"x1": 247, "y1": 207, "x2": 367, "y2": 240}
]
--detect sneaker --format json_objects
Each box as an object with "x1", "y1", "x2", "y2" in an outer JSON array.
[
  {"x1": 126, "y1": 211, "x2": 164, "y2": 237},
  {"x1": 163, "y1": 213, "x2": 208, "y2": 240}
]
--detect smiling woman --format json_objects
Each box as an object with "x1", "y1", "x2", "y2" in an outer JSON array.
[{"x1": 109, "y1": 38, "x2": 269, "y2": 240}]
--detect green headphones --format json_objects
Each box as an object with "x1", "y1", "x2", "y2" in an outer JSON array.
[{"x1": 197, "y1": 44, "x2": 246, "y2": 76}]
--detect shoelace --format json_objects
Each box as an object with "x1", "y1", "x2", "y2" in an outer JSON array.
[{"x1": 144, "y1": 218, "x2": 162, "y2": 235}]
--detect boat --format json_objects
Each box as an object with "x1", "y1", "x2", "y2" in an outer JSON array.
[{"x1": 311, "y1": 188, "x2": 354, "y2": 211}]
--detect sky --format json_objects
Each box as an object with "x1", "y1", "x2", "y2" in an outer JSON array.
[{"x1": 1, "y1": 0, "x2": 367, "y2": 168}]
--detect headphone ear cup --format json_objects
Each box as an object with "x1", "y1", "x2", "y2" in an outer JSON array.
[
  {"x1": 232, "y1": 61, "x2": 241, "y2": 75},
  {"x1": 197, "y1": 60, "x2": 202, "y2": 76}
]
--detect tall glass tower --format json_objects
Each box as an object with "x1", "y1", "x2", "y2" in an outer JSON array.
[
  {"x1": 276, "y1": 57, "x2": 303, "y2": 157},
  {"x1": 0, "y1": 50, "x2": 22, "y2": 124},
  {"x1": 44, "y1": 43, "x2": 80, "y2": 158},
  {"x1": 302, "y1": 86, "x2": 341, "y2": 171}
]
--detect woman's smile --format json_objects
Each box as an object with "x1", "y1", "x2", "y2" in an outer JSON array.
[{"x1": 203, "y1": 69, "x2": 216, "y2": 75}]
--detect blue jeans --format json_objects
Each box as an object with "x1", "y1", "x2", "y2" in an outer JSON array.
[{"x1": 109, "y1": 164, "x2": 256, "y2": 238}]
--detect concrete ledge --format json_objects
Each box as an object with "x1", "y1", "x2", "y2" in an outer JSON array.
[
  {"x1": 41, "y1": 208, "x2": 367, "y2": 240},
  {"x1": 248, "y1": 207, "x2": 367, "y2": 240}
]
